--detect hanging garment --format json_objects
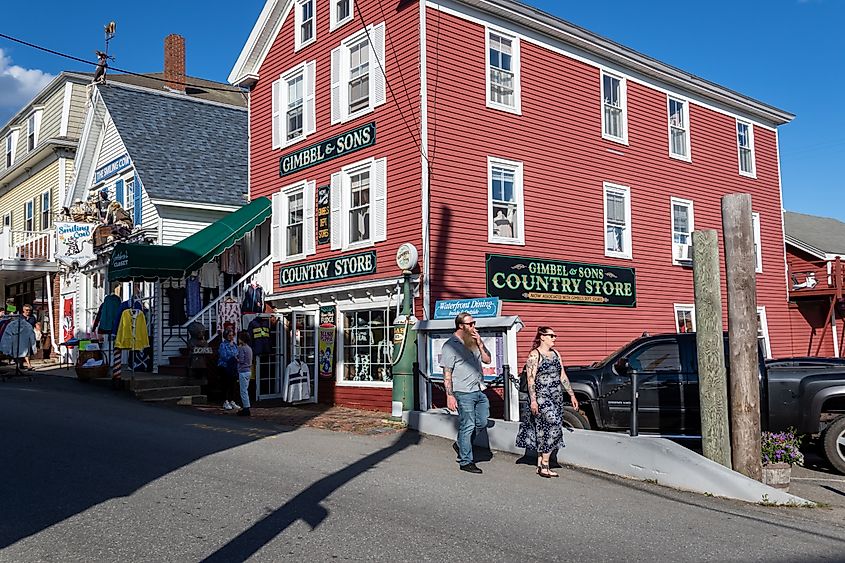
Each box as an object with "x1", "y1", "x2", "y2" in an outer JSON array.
[
  {"x1": 199, "y1": 261, "x2": 220, "y2": 289},
  {"x1": 218, "y1": 298, "x2": 241, "y2": 334},
  {"x1": 115, "y1": 309, "x2": 150, "y2": 350},
  {"x1": 186, "y1": 276, "x2": 202, "y2": 317},
  {"x1": 285, "y1": 359, "x2": 311, "y2": 402},
  {"x1": 247, "y1": 316, "x2": 271, "y2": 355},
  {"x1": 166, "y1": 287, "x2": 188, "y2": 325},
  {"x1": 241, "y1": 284, "x2": 264, "y2": 314},
  {"x1": 221, "y1": 244, "x2": 244, "y2": 276},
  {"x1": 93, "y1": 294, "x2": 122, "y2": 334},
  {"x1": 0, "y1": 317, "x2": 37, "y2": 358}
]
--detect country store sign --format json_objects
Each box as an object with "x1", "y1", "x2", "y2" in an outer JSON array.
[
  {"x1": 279, "y1": 122, "x2": 375, "y2": 177},
  {"x1": 279, "y1": 251, "x2": 377, "y2": 287},
  {"x1": 485, "y1": 254, "x2": 637, "y2": 307}
]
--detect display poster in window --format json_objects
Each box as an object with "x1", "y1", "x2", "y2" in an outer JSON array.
[
  {"x1": 318, "y1": 305, "x2": 336, "y2": 378},
  {"x1": 55, "y1": 222, "x2": 96, "y2": 267},
  {"x1": 485, "y1": 253, "x2": 637, "y2": 307},
  {"x1": 62, "y1": 295, "x2": 75, "y2": 343},
  {"x1": 316, "y1": 185, "x2": 330, "y2": 245},
  {"x1": 427, "y1": 331, "x2": 502, "y2": 382}
]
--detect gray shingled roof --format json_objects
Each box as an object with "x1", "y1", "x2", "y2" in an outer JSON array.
[
  {"x1": 784, "y1": 211, "x2": 845, "y2": 256},
  {"x1": 97, "y1": 83, "x2": 247, "y2": 207}
]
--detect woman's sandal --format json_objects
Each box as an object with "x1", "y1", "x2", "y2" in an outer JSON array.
[{"x1": 538, "y1": 463, "x2": 559, "y2": 478}]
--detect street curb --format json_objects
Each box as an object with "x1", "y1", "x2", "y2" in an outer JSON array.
[{"x1": 405, "y1": 409, "x2": 815, "y2": 506}]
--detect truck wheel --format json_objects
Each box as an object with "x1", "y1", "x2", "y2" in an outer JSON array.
[
  {"x1": 822, "y1": 416, "x2": 845, "y2": 475},
  {"x1": 563, "y1": 406, "x2": 590, "y2": 430}
]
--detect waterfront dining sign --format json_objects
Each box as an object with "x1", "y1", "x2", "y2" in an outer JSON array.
[
  {"x1": 279, "y1": 122, "x2": 376, "y2": 177},
  {"x1": 485, "y1": 254, "x2": 636, "y2": 307},
  {"x1": 279, "y1": 251, "x2": 377, "y2": 287}
]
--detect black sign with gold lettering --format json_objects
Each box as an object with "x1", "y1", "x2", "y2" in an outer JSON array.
[
  {"x1": 317, "y1": 185, "x2": 330, "y2": 245},
  {"x1": 485, "y1": 254, "x2": 636, "y2": 307},
  {"x1": 279, "y1": 251, "x2": 377, "y2": 287},
  {"x1": 279, "y1": 122, "x2": 376, "y2": 177}
]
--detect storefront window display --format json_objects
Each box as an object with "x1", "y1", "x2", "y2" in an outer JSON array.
[{"x1": 342, "y1": 307, "x2": 396, "y2": 383}]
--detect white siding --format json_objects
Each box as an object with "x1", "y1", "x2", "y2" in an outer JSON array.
[{"x1": 158, "y1": 207, "x2": 229, "y2": 246}]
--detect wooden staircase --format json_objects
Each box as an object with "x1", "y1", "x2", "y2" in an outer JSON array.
[{"x1": 127, "y1": 346, "x2": 208, "y2": 405}]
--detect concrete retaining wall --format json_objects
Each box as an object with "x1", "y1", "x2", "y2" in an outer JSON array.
[{"x1": 405, "y1": 409, "x2": 813, "y2": 506}]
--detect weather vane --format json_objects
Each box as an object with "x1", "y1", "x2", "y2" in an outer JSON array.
[{"x1": 92, "y1": 21, "x2": 116, "y2": 84}]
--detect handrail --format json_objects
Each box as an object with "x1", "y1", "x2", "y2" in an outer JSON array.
[{"x1": 181, "y1": 254, "x2": 273, "y2": 329}]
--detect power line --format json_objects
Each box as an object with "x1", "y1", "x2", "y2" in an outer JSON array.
[{"x1": 0, "y1": 31, "x2": 245, "y2": 94}]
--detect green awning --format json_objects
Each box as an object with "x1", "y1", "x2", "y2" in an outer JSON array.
[{"x1": 108, "y1": 197, "x2": 271, "y2": 282}]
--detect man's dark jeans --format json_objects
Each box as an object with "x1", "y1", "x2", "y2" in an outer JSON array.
[{"x1": 454, "y1": 390, "x2": 489, "y2": 466}]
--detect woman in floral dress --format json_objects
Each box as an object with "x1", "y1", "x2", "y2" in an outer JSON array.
[{"x1": 515, "y1": 326, "x2": 579, "y2": 478}]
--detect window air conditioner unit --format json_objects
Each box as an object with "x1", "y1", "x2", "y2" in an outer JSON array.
[{"x1": 675, "y1": 243, "x2": 693, "y2": 263}]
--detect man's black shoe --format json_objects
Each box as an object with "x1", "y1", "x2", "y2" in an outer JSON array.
[
  {"x1": 237, "y1": 408, "x2": 251, "y2": 417},
  {"x1": 459, "y1": 463, "x2": 482, "y2": 474},
  {"x1": 452, "y1": 442, "x2": 460, "y2": 457}
]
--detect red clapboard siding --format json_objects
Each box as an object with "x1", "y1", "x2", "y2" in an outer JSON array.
[
  {"x1": 425, "y1": 7, "x2": 791, "y2": 366},
  {"x1": 784, "y1": 246, "x2": 839, "y2": 357}
]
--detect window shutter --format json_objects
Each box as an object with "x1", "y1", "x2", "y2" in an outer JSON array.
[
  {"x1": 115, "y1": 179, "x2": 124, "y2": 207},
  {"x1": 271, "y1": 192, "x2": 283, "y2": 261},
  {"x1": 330, "y1": 172, "x2": 342, "y2": 250},
  {"x1": 133, "y1": 174, "x2": 143, "y2": 226},
  {"x1": 371, "y1": 23, "x2": 387, "y2": 108},
  {"x1": 372, "y1": 158, "x2": 387, "y2": 242},
  {"x1": 330, "y1": 47, "x2": 342, "y2": 124},
  {"x1": 294, "y1": 1, "x2": 303, "y2": 50},
  {"x1": 304, "y1": 61, "x2": 316, "y2": 136},
  {"x1": 304, "y1": 180, "x2": 316, "y2": 256},
  {"x1": 271, "y1": 79, "x2": 282, "y2": 149}
]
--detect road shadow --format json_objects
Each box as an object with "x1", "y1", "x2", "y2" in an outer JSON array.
[{"x1": 201, "y1": 430, "x2": 421, "y2": 562}]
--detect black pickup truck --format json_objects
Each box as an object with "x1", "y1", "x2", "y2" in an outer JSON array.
[{"x1": 564, "y1": 333, "x2": 845, "y2": 473}]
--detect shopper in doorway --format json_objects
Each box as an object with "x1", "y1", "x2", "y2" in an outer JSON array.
[
  {"x1": 217, "y1": 328, "x2": 239, "y2": 411},
  {"x1": 515, "y1": 326, "x2": 578, "y2": 478},
  {"x1": 21, "y1": 304, "x2": 37, "y2": 370},
  {"x1": 236, "y1": 330, "x2": 253, "y2": 417},
  {"x1": 440, "y1": 312, "x2": 491, "y2": 474}
]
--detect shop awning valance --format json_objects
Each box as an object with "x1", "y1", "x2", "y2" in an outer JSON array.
[{"x1": 108, "y1": 197, "x2": 271, "y2": 282}]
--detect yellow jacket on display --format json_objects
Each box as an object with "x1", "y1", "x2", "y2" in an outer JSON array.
[{"x1": 115, "y1": 309, "x2": 150, "y2": 350}]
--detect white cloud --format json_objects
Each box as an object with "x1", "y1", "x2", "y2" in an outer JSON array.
[{"x1": 0, "y1": 48, "x2": 54, "y2": 123}]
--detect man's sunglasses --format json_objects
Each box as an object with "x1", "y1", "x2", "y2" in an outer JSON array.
[{"x1": 462, "y1": 321, "x2": 476, "y2": 327}]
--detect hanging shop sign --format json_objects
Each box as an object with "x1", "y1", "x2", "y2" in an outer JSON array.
[
  {"x1": 319, "y1": 305, "x2": 336, "y2": 326},
  {"x1": 94, "y1": 154, "x2": 131, "y2": 184},
  {"x1": 55, "y1": 222, "x2": 97, "y2": 267},
  {"x1": 485, "y1": 253, "x2": 636, "y2": 307},
  {"x1": 433, "y1": 297, "x2": 501, "y2": 320},
  {"x1": 316, "y1": 185, "x2": 331, "y2": 245},
  {"x1": 279, "y1": 122, "x2": 376, "y2": 177},
  {"x1": 278, "y1": 251, "x2": 377, "y2": 287}
]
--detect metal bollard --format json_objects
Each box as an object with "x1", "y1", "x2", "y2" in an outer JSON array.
[
  {"x1": 502, "y1": 364, "x2": 511, "y2": 422},
  {"x1": 630, "y1": 371, "x2": 639, "y2": 437}
]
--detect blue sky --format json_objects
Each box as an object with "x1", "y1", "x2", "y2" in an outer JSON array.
[{"x1": 1, "y1": 0, "x2": 842, "y2": 220}]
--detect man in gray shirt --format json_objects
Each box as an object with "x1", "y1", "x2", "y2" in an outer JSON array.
[{"x1": 440, "y1": 312, "x2": 491, "y2": 474}]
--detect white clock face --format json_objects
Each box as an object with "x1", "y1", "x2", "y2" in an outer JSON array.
[{"x1": 396, "y1": 243, "x2": 418, "y2": 271}]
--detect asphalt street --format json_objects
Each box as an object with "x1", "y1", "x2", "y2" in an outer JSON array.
[{"x1": 2, "y1": 373, "x2": 845, "y2": 562}]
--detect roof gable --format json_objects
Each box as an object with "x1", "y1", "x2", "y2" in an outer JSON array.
[
  {"x1": 784, "y1": 211, "x2": 845, "y2": 257},
  {"x1": 228, "y1": 0, "x2": 293, "y2": 86}
]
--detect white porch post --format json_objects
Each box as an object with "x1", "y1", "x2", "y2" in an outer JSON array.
[
  {"x1": 506, "y1": 326, "x2": 520, "y2": 422},
  {"x1": 45, "y1": 274, "x2": 59, "y2": 354}
]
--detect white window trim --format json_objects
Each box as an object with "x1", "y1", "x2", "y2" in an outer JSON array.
[
  {"x1": 5, "y1": 129, "x2": 19, "y2": 168},
  {"x1": 40, "y1": 190, "x2": 51, "y2": 229},
  {"x1": 294, "y1": 0, "x2": 317, "y2": 52},
  {"x1": 603, "y1": 182, "x2": 632, "y2": 260},
  {"x1": 339, "y1": 158, "x2": 382, "y2": 251},
  {"x1": 330, "y1": 0, "x2": 354, "y2": 31},
  {"x1": 673, "y1": 303, "x2": 696, "y2": 333},
  {"x1": 757, "y1": 306, "x2": 772, "y2": 359},
  {"x1": 601, "y1": 71, "x2": 628, "y2": 145},
  {"x1": 487, "y1": 156, "x2": 525, "y2": 245},
  {"x1": 752, "y1": 211, "x2": 762, "y2": 273},
  {"x1": 278, "y1": 180, "x2": 310, "y2": 263},
  {"x1": 24, "y1": 199, "x2": 35, "y2": 231},
  {"x1": 3, "y1": 212, "x2": 11, "y2": 229},
  {"x1": 670, "y1": 197, "x2": 694, "y2": 265},
  {"x1": 737, "y1": 119, "x2": 756, "y2": 178},
  {"x1": 485, "y1": 27, "x2": 521, "y2": 115},
  {"x1": 335, "y1": 298, "x2": 394, "y2": 388},
  {"x1": 273, "y1": 61, "x2": 316, "y2": 149},
  {"x1": 667, "y1": 96, "x2": 691, "y2": 162},
  {"x1": 331, "y1": 23, "x2": 387, "y2": 125},
  {"x1": 26, "y1": 108, "x2": 42, "y2": 152}
]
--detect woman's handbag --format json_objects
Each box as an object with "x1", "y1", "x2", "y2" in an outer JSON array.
[{"x1": 518, "y1": 366, "x2": 529, "y2": 394}]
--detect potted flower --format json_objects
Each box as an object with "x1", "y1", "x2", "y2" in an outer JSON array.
[{"x1": 761, "y1": 429, "x2": 804, "y2": 492}]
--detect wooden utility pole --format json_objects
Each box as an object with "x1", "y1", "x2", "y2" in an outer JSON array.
[
  {"x1": 721, "y1": 194, "x2": 762, "y2": 481},
  {"x1": 692, "y1": 229, "x2": 732, "y2": 468}
]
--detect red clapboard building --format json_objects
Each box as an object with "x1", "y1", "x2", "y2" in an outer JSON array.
[{"x1": 230, "y1": 0, "x2": 795, "y2": 412}]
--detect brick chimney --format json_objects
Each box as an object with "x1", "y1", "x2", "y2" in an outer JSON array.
[{"x1": 164, "y1": 34, "x2": 186, "y2": 93}]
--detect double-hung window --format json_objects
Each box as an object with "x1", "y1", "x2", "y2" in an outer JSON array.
[
  {"x1": 27, "y1": 111, "x2": 41, "y2": 152},
  {"x1": 5, "y1": 132, "x2": 16, "y2": 168},
  {"x1": 602, "y1": 72, "x2": 627, "y2": 143},
  {"x1": 757, "y1": 306, "x2": 771, "y2": 358},
  {"x1": 331, "y1": 23, "x2": 386, "y2": 124},
  {"x1": 24, "y1": 200, "x2": 34, "y2": 231},
  {"x1": 670, "y1": 197, "x2": 693, "y2": 263},
  {"x1": 604, "y1": 182, "x2": 631, "y2": 259},
  {"x1": 486, "y1": 29, "x2": 520, "y2": 113},
  {"x1": 40, "y1": 191, "x2": 51, "y2": 230},
  {"x1": 271, "y1": 61, "x2": 316, "y2": 149},
  {"x1": 295, "y1": 0, "x2": 316, "y2": 50},
  {"x1": 488, "y1": 157, "x2": 524, "y2": 245},
  {"x1": 737, "y1": 120, "x2": 755, "y2": 177},
  {"x1": 330, "y1": 157, "x2": 387, "y2": 250},
  {"x1": 3, "y1": 212, "x2": 11, "y2": 229},
  {"x1": 125, "y1": 179, "x2": 135, "y2": 223},
  {"x1": 752, "y1": 212, "x2": 762, "y2": 273},
  {"x1": 674, "y1": 304, "x2": 696, "y2": 333},
  {"x1": 271, "y1": 181, "x2": 315, "y2": 262},
  {"x1": 668, "y1": 97, "x2": 690, "y2": 160},
  {"x1": 330, "y1": 0, "x2": 353, "y2": 31}
]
